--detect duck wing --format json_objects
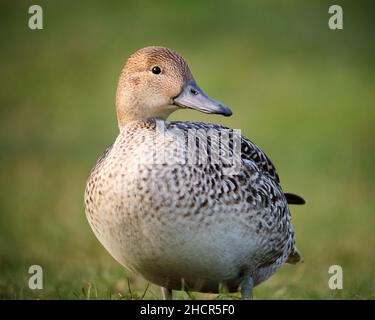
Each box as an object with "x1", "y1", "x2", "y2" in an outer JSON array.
[
  {"x1": 169, "y1": 121, "x2": 304, "y2": 205},
  {"x1": 240, "y1": 134, "x2": 305, "y2": 206}
]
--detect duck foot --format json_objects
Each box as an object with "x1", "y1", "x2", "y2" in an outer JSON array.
[
  {"x1": 161, "y1": 287, "x2": 172, "y2": 300},
  {"x1": 240, "y1": 276, "x2": 254, "y2": 300}
]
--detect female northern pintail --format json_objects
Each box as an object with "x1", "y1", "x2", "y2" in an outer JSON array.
[{"x1": 84, "y1": 46, "x2": 305, "y2": 299}]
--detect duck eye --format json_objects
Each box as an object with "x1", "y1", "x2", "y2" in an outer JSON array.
[
  {"x1": 151, "y1": 66, "x2": 161, "y2": 75},
  {"x1": 190, "y1": 88, "x2": 198, "y2": 95}
]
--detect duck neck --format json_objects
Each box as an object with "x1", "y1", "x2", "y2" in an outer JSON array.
[
  {"x1": 116, "y1": 100, "x2": 175, "y2": 129},
  {"x1": 117, "y1": 108, "x2": 169, "y2": 129}
]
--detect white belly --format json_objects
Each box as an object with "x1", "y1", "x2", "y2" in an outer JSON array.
[{"x1": 92, "y1": 208, "x2": 264, "y2": 292}]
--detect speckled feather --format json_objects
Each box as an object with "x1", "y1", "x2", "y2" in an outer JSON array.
[{"x1": 85, "y1": 119, "x2": 300, "y2": 292}]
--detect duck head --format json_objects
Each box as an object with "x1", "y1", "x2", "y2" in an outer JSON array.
[{"x1": 116, "y1": 46, "x2": 232, "y2": 126}]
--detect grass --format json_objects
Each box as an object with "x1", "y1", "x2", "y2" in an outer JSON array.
[{"x1": 0, "y1": 0, "x2": 374, "y2": 299}]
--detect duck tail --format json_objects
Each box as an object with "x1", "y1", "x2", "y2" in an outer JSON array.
[
  {"x1": 284, "y1": 193, "x2": 305, "y2": 205},
  {"x1": 286, "y1": 246, "x2": 303, "y2": 264}
]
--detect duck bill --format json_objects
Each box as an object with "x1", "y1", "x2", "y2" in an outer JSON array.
[{"x1": 173, "y1": 80, "x2": 232, "y2": 117}]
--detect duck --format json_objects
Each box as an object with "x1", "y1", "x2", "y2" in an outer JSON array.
[{"x1": 84, "y1": 46, "x2": 305, "y2": 299}]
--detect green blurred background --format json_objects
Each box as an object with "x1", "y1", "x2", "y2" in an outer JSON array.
[{"x1": 0, "y1": 0, "x2": 374, "y2": 299}]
